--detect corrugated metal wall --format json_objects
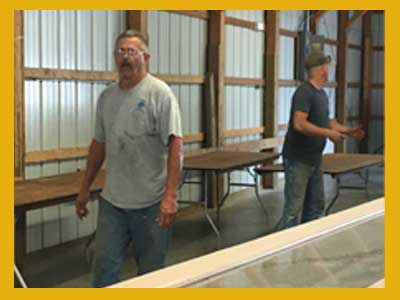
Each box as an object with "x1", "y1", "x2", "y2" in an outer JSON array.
[
  {"x1": 24, "y1": 10, "x2": 126, "y2": 252},
  {"x1": 23, "y1": 10, "x2": 209, "y2": 253},
  {"x1": 21, "y1": 10, "x2": 384, "y2": 253},
  {"x1": 370, "y1": 13, "x2": 384, "y2": 153},
  {"x1": 147, "y1": 10, "x2": 207, "y2": 203},
  {"x1": 224, "y1": 11, "x2": 264, "y2": 191}
]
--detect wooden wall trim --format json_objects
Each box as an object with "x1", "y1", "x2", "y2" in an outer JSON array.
[
  {"x1": 168, "y1": 10, "x2": 209, "y2": 20},
  {"x1": 225, "y1": 16, "x2": 263, "y2": 31},
  {"x1": 225, "y1": 77, "x2": 265, "y2": 86},
  {"x1": 223, "y1": 127, "x2": 264, "y2": 138},
  {"x1": 24, "y1": 68, "x2": 205, "y2": 84}
]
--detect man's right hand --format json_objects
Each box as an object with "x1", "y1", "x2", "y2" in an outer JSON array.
[
  {"x1": 75, "y1": 191, "x2": 90, "y2": 220},
  {"x1": 326, "y1": 129, "x2": 345, "y2": 144}
]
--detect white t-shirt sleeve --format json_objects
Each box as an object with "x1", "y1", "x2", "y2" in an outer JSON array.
[{"x1": 158, "y1": 90, "x2": 183, "y2": 146}]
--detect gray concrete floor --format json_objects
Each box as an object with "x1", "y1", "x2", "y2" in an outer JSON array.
[{"x1": 15, "y1": 166, "x2": 384, "y2": 288}]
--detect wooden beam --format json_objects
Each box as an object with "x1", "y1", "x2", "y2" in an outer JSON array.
[
  {"x1": 168, "y1": 10, "x2": 209, "y2": 20},
  {"x1": 278, "y1": 79, "x2": 337, "y2": 88},
  {"x1": 24, "y1": 68, "x2": 118, "y2": 81},
  {"x1": 25, "y1": 147, "x2": 89, "y2": 164},
  {"x1": 14, "y1": 10, "x2": 25, "y2": 179},
  {"x1": 325, "y1": 38, "x2": 339, "y2": 46},
  {"x1": 310, "y1": 10, "x2": 327, "y2": 34},
  {"x1": 372, "y1": 46, "x2": 384, "y2": 51},
  {"x1": 14, "y1": 12, "x2": 27, "y2": 264},
  {"x1": 207, "y1": 11, "x2": 225, "y2": 148},
  {"x1": 156, "y1": 74, "x2": 205, "y2": 84},
  {"x1": 371, "y1": 83, "x2": 384, "y2": 89},
  {"x1": 183, "y1": 133, "x2": 204, "y2": 144},
  {"x1": 278, "y1": 79, "x2": 300, "y2": 86},
  {"x1": 23, "y1": 134, "x2": 287, "y2": 165},
  {"x1": 346, "y1": 11, "x2": 368, "y2": 30},
  {"x1": 206, "y1": 11, "x2": 225, "y2": 207},
  {"x1": 348, "y1": 82, "x2": 361, "y2": 88},
  {"x1": 323, "y1": 82, "x2": 338, "y2": 88},
  {"x1": 24, "y1": 68, "x2": 205, "y2": 84},
  {"x1": 225, "y1": 77, "x2": 265, "y2": 86},
  {"x1": 126, "y1": 11, "x2": 148, "y2": 34},
  {"x1": 223, "y1": 127, "x2": 264, "y2": 138},
  {"x1": 360, "y1": 13, "x2": 372, "y2": 153},
  {"x1": 278, "y1": 124, "x2": 289, "y2": 131},
  {"x1": 223, "y1": 136, "x2": 284, "y2": 152},
  {"x1": 279, "y1": 28, "x2": 298, "y2": 38},
  {"x1": 263, "y1": 11, "x2": 280, "y2": 189},
  {"x1": 349, "y1": 43, "x2": 362, "y2": 50},
  {"x1": 25, "y1": 133, "x2": 205, "y2": 164},
  {"x1": 335, "y1": 11, "x2": 349, "y2": 153},
  {"x1": 225, "y1": 16, "x2": 263, "y2": 31}
]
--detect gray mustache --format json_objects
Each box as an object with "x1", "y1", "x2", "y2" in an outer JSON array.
[{"x1": 120, "y1": 61, "x2": 132, "y2": 68}]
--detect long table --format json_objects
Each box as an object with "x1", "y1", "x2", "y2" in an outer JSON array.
[
  {"x1": 182, "y1": 150, "x2": 279, "y2": 245},
  {"x1": 255, "y1": 153, "x2": 384, "y2": 215},
  {"x1": 14, "y1": 150, "x2": 278, "y2": 286},
  {"x1": 14, "y1": 171, "x2": 105, "y2": 287}
]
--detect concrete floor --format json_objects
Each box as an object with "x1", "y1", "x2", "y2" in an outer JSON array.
[{"x1": 15, "y1": 166, "x2": 384, "y2": 288}]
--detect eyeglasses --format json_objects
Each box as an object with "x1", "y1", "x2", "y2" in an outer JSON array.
[{"x1": 114, "y1": 48, "x2": 142, "y2": 56}]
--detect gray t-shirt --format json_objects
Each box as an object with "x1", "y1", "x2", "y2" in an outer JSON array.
[
  {"x1": 282, "y1": 81, "x2": 330, "y2": 165},
  {"x1": 94, "y1": 74, "x2": 183, "y2": 209}
]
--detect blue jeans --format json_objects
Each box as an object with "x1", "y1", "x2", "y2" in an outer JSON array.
[
  {"x1": 92, "y1": 197, "x2": 171, "y2": 287},
  {"x1": 276, "y1": 158, "x2": 325, "y2": 231}
]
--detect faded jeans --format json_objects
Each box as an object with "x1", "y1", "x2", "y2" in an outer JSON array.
[
  {"x1": 92, "y1": 197, "x2": 170, "y2": 287},
  {"x1": 275, "y1": 158, "x2": 325, "y2": 231}
]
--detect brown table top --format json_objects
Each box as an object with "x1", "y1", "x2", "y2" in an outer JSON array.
[
  {"x1": 14, "y1": 170, "x2": 106, "y2": 210},
  {"x1": 255, "y1": 153, "x2": 384, "y2": 176},
  {"x1": 183, "y1": 150, "x2": 279, "y2": 172},
  {"x1": 15, "y1": 150, "x2": 279, "y2": 210}
]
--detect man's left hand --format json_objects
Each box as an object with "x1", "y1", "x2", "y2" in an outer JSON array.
[{"x1": 157, "y1": 194, "x2": 178, "y2": 228}]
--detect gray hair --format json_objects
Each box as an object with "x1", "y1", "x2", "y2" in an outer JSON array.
[{"x1": 114, "y1": 30, "x2": 149, "y2": 54}]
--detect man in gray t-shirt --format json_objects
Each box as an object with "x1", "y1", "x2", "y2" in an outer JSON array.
[
  {"x1": 75, "y1": 30, "x2": 183, "y2": 287},
  {"x1": 277, "y1": 51, "x2": 365, "y2": 231}
]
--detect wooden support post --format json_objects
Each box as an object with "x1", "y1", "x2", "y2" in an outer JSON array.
[
  {"x1": 14, "y1": 10, "x2": 25, "y2": 179},
  {"x1": 360, "y1": 12, "x2": 372, "y2": 153},
  {"x1": 262, "y1": 11, "x2": 280, "y2": 189},
  {"x1": 126, "y1": 11, "x2": 148, "y2": 71},
  {"x1": 335, "y1": 11, "x2": 349, "y2": 153},
  {"x1": 206, "y1": 11, "x2": 225, "y2": 207},
  {"x1": 14, "y1": 9, "x2": 27, "y2": 271},
  {"x1": 126, "y1": 10, "x2": 148, "y2": 35}
]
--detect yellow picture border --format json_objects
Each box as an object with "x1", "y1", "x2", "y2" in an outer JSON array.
[{"x1": 1, "y1": 0, "x2": 397, "y2": 297}]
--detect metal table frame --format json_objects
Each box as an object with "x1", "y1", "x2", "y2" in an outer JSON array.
[
  {"x1": 180, "y1": 151, "x2": 279, "y2": 246},
  {"x1": 255, "y1": 154, "x2": 384, "y2": 216}
]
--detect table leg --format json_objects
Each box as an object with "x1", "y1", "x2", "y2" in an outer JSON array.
[
  {"x1": 14, "y1": 264, "x2": 27, "y2": 288},
  {"x1": 325, "y1": 177, "x2": 340, "y2": 215},
  {"x1": 247, "y1": 168, "x2": 269, "y2": 220},
  {"x1": 365, "y1": 168, "x2": 370, "y2": 200},
  {"x1": 14, "y1": 212, "x2": 28, "y2": 288},
  {"x1": 203, "y1": 171, "x2": 221, "y2": 247}
]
